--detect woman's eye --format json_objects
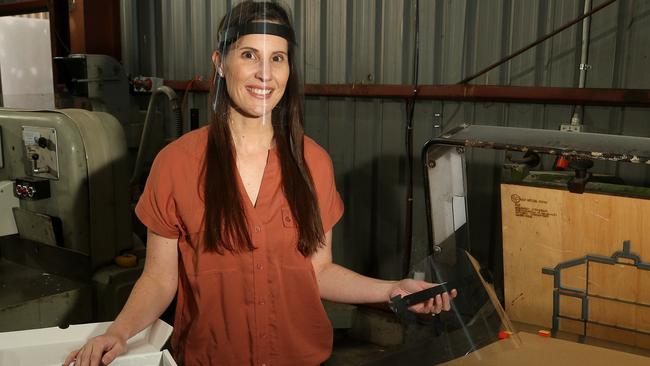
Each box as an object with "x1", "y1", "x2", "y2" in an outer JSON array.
[
  {"x1": 242, "y1": 51, "x2": 255, "y2": 60},
  {"x1": 272, "y1": 55, "x2": 285, "y2": 62}
]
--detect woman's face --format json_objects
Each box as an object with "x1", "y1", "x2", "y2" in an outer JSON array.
[{"x1": 219, "y1": 33, "x2": 290, "y2": 120}]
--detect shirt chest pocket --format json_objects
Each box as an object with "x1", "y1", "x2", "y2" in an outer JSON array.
[
  {"x1": 281, "y1": 206, "x2": 297, "y2": 228},
  {"x1": 280, "y1": 206, "x2": 314, "y2": 269},
  {"x1": 280, "y1": 206, "x2": 300, "y2": 254}
]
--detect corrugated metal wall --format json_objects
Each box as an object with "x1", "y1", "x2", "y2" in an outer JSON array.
[{"x1": 121, "y1": 0, "x2": 650, "y2": 280}]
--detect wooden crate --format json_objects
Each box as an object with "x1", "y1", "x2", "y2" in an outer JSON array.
[{"x1": 501, "y1": 183, "x2": 650, "y2": 348}]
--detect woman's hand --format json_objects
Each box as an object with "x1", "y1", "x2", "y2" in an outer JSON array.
[
  {"x1": 389, "y1": 279, "x2": 457, "y2": 315},
  {"x1": 62, "y1": 332, "x2": 127, "y2": 366}
]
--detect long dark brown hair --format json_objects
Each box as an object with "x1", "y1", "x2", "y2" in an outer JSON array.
[{"x1": 202, "y1": 1, "x2": 324, "y2": 256}]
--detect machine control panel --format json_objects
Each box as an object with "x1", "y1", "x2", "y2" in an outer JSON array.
[
  {"x1": 14, "y1": 177, "x2": 51, "y2": 200},
  {"x1": 21, "y1": 126, "x2": 59, "y2": 179}
]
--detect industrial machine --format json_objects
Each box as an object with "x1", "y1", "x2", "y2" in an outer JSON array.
[
  {"x1": 422, "y1": 124, "x2": 650, "y2": 350},
  {"x1": 0, "y1": 108, "x2": 141, "y2": 331},
  {"x1": 0, "y1": 49, "x2": 182, "y2": 332},
  {"x1": 55, "y1": 54, "x2": 182, "y2": 149},
  {"x1": 322, "y1": 124, "x2": 650, "y2": 365}
]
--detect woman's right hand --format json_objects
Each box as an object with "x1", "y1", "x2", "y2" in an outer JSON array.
[{"x1": 62, "y1": 332, "x2": 127, "y2": 366}]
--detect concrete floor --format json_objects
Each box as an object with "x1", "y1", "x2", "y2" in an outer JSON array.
[
  {"x1": 325, "y1": 317, "x2": 650, "y2": 366},
  {"x1": 324, "y1": 306, "x2": 474, "y2": 366},
  {"x1": 326, "y1": 332, "x2": 397, "y2": 366}
]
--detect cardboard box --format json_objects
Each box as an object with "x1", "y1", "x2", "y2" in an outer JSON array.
[
  {"x1": 501, "y1": 183, "x2": 650, "y2": 348},
  {"x1": 0, "y1": 319, "x2": 175, "y2": 366},
  {"x1": 441, "y1": 331, "x2": 650, "y2": 366}
]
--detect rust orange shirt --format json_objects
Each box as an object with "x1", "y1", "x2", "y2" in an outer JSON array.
[{"x1": 135, "y1": 127, "x2": 344, "y2": 366}]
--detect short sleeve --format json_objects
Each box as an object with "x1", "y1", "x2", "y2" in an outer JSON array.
[
  {"x1": 309, "y1": 146, "x2": 344, "y2": 234},
  {"x1": 135, "y1": 146, "x2": 182, "y2": 238}
]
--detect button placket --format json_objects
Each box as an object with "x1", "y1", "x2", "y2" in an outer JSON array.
[{"x1": 251, "y1": 219, "x2": 269, "y2": 365}]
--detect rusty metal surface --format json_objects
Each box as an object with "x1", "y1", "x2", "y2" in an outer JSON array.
[
  {"x1": 163, "y1": 81, "x2": 650, "y2": 107},
  {"x1": 0, "y1": 0, "x2": 47, "y2": 17},
  {"x1": 0, "y1": 235, "x2": 91, "y2": 281},
  {"x1": 436, "y1": 124, "x2": 650, "y2": 164},
  {"x1": 0, "y1": 259, "x2": 86, "y2": 308},
  {"x1": 0, "y1": 257, "x2": 92, "y2": 331}
]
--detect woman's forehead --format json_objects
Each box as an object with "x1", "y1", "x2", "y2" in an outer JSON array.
[{"x1": 231, "y1": 33, "x2": 288, "y2": 53}]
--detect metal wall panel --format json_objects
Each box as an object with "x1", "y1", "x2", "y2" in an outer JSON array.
[
  {"x1": 190, "y1": 0, "x2": 210, "y2": 78},
  {"x1": 122, "y1": 0, "x2": 650, "y2": 279},
  {"x1": 119, "y1": 0, "x2": 137, "y2": 76},
  {"x1": 303, "y1": 0, "x2": 321, "y2": 83},
  {"x1": 350, "y1": 0, "x2": 375, "y2": 84},
  {"x1": 440, "y1": 0, "x2": 468, "y2": 84}
]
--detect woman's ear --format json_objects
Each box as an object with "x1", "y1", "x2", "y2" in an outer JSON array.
[{"x1": 212, "y1": 51, "x2": 224, "y2": 77}]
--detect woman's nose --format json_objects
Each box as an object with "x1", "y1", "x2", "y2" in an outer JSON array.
[{"x1": 255, "y1": 61, "x2": 272, "y2": 81}]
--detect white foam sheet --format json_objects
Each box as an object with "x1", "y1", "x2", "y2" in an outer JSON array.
[
  {"x1": 108, "y1": 350, "x2": 176, "y2": 366},
  {"x1": 57, "y1": 350, "x2": 176, "y2": 366},
  {"x1": 0, "y1": 17, "x2": 55, "y2": 109},
  {"x1": 0, "y1": 320, "x2": 173, "y2": 366}
]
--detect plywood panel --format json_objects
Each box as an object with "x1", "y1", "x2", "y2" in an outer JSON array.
[
  {"x1": 441, "y1": 331, "x2": 650, "y2": 366},
  {"x1": 502, "y1": 183, "x2": 650, "y2": 348}
]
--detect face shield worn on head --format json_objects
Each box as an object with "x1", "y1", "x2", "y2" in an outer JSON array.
[{"x1": 212, "y1": 21, "x2": 296, "y2": 114}]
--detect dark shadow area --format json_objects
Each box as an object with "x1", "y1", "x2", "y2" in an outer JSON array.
[{"x1": 327, "y1": 250, "x2": 505, "y2": 366}]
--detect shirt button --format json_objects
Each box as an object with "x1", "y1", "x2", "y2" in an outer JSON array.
[
  {"x1": 258, "y1": 299, "x2": 265, "y2": 305},
  {"x1": 254, "y1": 225, "x2": 261, "y2": 232},
  {"x1": 256, "y1": 264, "x2": 263, "y2": 270}
]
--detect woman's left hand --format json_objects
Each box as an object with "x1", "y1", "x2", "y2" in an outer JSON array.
[{"x1": 388, "y1": 279, "x2": 457, "y2": 315}]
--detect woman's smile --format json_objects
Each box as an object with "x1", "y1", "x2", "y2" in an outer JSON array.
[{"x1": 246, "y1": 85, "x2": 274, "y2": 99}]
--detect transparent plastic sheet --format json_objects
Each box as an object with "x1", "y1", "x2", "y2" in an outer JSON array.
[
  {"x1": 212, "y1": 6, "x2": 291, "y2": 128},
  {"x1": 378, "y1": 249, "x2": 521, "y2": 365}
]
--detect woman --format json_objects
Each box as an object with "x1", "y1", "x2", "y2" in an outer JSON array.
[{"x1": 65, "y1": 2, "x2": 455, "y2": 365}]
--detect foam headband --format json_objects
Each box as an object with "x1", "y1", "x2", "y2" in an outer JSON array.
[{"x1": 219, "y1": 22, "x2": 296, "y2": 47}]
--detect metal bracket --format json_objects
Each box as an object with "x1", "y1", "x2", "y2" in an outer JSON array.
[{"x1": 579, "y1": 63, "x2": 592, "y2": 71}]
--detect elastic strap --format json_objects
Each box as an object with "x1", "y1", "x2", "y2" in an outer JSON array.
[{"x1": 219, "y1": 22, "x2": 295, "y2": 46}]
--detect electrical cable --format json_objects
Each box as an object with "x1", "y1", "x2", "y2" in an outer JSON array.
[
  {"x1": 181, "y1": 74, "x2": 202, "y2": 114},
  {"x1": 403, "y1": 0, "x2": 420, "y2": 277}
]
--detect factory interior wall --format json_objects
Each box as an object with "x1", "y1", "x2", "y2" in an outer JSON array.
[{"x1": 119, "y1": 0, "x2": 650, "y2": 281}]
